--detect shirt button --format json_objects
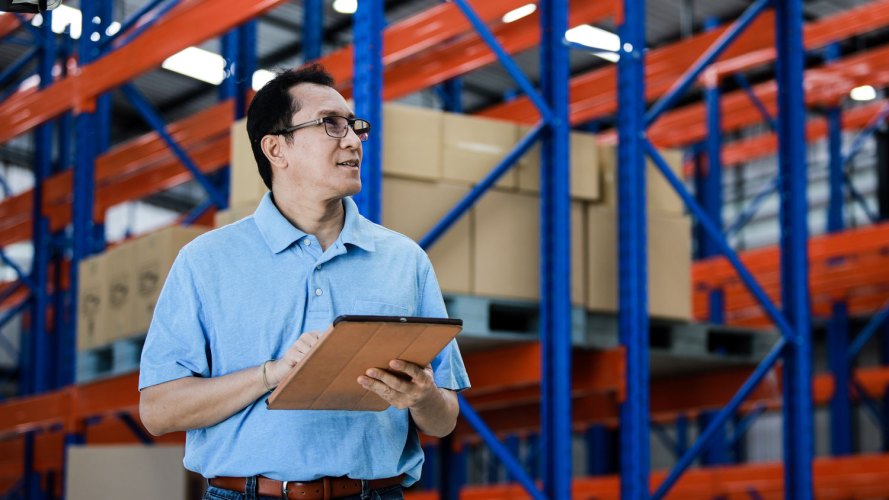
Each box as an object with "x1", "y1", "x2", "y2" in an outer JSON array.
[
  {"x1": 316, "y1": 265, "x2": 322, "y2": 271},
  {"x1": 304, "y1": 239, "x2": 312, "y2": 246},
  {"x1": 315, "y1": 288, "x2": 323, "y2": 296}
]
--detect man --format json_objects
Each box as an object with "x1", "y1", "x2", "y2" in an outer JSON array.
[{"x1": 139, "y1": 64, "x2": 470, "y2": 500}]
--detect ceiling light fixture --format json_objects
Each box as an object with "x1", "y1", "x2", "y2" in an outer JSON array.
[
  {"x1": 850, "y1": 85, "x2": 877, "y2": 102},
  {"x1": 565, "y1": 24, "x2": 621, "y2": 62},
  {"x1": 252, "y1": 69, "x2": 276, "y2": 91},
  {"x1": 31, "y1": 4, "x2": 81, "y2": 39},
  {"x1": 502, "y1": 3, "x2": 536, "y2": 23},
  {"x1": 161, "y1": 47, "x2": 226, "y2": 85},
  {"x1": 332, "y1": 0, "x2": 357, "y2": 15}
]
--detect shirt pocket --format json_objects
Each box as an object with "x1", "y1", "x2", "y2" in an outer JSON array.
[{"x1": 351, "y1": 299, "x2": 412, "y2": 316}]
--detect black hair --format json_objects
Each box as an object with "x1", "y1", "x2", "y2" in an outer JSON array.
[{"x1": 246, "y1": 64, "x2": 336, "y2": 190}]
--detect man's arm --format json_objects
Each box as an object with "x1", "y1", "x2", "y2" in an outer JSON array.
[
  {"x1": 140, "y1": 367, "x2": 270, "y2": 435},
  {"x1": 140, "y1": 332, "x2": 321, "y2": 435},
  {"x1": 358, "y1": 360, "x2": 460, "y2": 438}
]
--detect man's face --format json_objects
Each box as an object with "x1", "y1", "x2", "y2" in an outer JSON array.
[{"x1": 272, "y1": 83, "x2": 363, "y2": 201}]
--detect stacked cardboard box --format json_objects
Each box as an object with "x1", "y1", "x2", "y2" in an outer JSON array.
[
  {"x1": 76, "y1": 226, "x2": 206, "y2": 350},
  {"x1": 221, "y1": 103, "x2": 692, "y2": 322}
]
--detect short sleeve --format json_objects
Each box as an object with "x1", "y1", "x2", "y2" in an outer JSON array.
[
  {"x1": 418, "y1": 260, "x2": 471, "y2": 392},
  {"x1": 138, "y1": 249, "x2": 211, "y2": 390}
]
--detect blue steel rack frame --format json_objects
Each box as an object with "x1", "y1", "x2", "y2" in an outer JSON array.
[
  {"x1": 6, "y1": 0, "x2": 888, "y2": 497},
  {"x1": 632, "y1": 0, "x2": 814, "y2": 496}
]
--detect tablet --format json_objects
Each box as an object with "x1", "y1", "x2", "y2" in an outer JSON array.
[{"x1": 266, "y1": 315, "x2": 463, "y2": 411}]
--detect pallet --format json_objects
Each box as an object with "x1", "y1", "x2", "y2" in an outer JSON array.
[
  {"x1": 444, "y1": 294, "x2": 779, "y2": 372},
  {"x1": 76, "y1": 335, "x2": 146, "y2": 383}
]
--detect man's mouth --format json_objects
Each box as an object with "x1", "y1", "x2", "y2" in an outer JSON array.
[{"x1": 336, "y1": 160, "x2": 360, "y2": 168}]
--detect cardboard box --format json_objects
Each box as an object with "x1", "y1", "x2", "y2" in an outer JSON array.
[
  {"x1": 66, "y1": 445, "x2": 203, "y2": 500},
  {"x1": 598, "y1": 143, "x2": 685, "y2": 215},
  {"x1": 132, "y1": 226, "x2": 207, "y2": 334},
  {"x1": 104, "y1": 243, "x2": 137, "y2": 342},
  {"x1": 383, "y1": 103, "x2": 442, "y2": 181},
  {"x1": 473, "y1": 190, "x2": 585, "y2": 304},
  {"x1": 215, "y1": 201, "x2": 258, "y2": 228},
  {"x1": 229, "y1": 118, "x2": 269, "y2": 206},
  {"x1": 382, "y1": 177, "x2": 472, "y2": 295},
  {"x1": 516, "y1": 128, "x2": 601, "y2": 201},
  {"x1": 442, "y1": 113, "x2": 518, "y2": 188},
  {"x1": 77, "y1": 255, "x2": 108, "y2": 351},
  {"x1": 586, "y1": 206, "x2": 691, "y2": 320}
]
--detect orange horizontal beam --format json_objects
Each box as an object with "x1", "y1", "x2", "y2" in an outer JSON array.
[
  {"x1": 645, "y1": 44, "x2": 889, "y2": 149},
  {"x1": 0, "y1": 101, "x2": 231, "y2": 246},
  {"x1": 464, "y1": 344, "x2": 624, "y2": 394},
  {"x1": 378, "y1": 0, "x2": 617, "y2": 101},
  {"x1": 321, "y1": 0, "x2": 544, "y2": 94},
  {"x1": 694, "y1": 221, "x2": 889, "y2": 284},
  {"x1": 479, "y1": 0, "x2": 889, "y2": 141},
  {"x1": 0, "y1": 0, "x2": 283, "y2": 145},
  {"x1": 403, "y1": 453, "x2": 889, "y2": 500},
  {"x1": 0, "y1": 14, "x2": 20, "y2": 39},
  {"x1": 718, "y1": 100, "x2": 887, "y2": 169},
  {"x1": 454, "y1": 364, "x2": 889, "y2": 439}
]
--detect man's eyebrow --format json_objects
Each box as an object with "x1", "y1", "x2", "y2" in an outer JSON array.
[{"x1": 316, "y1": 109, "x2": 355, "y2": 118}]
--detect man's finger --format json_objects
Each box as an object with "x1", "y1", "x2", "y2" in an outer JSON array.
[
  {"x1": 357, "y1": 375, "x2": 399, "y2": 400},
  {"x1": 365, "y1": 368, "x2": 412, "y2": 393},
  {"x1": 389, "y1": 359, "x2": 427, "y2": 381}
]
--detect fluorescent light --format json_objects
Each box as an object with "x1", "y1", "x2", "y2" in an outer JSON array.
[
  {"x1": 502, "y1": 3, "x2": 536, "y2": 23},
  {"x1": 32, "y1": 4, "x2": 82, "y2": 39},
  {"x1": 566, "y1": 24, "x2": 620, "y2": 62},
  {"x1": 106, "y1": 21, "x2": 121, "y2": 36},
  {"x1": 162, "y1": 47, "x2": 226, "y2": 85},
  {"x1": 850, "y1": 85, "x2": 876, "y2": 102},
  {"x1": 252, "y1": 69, "x2": 276, "y2": 91},
  {"x1": 333, "y1": 0, "x2": 357, "y2": 15}
]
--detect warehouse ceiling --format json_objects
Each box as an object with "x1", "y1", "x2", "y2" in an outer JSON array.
[{"x1": 0, "y1": 0, "x2": 880, "y2": 210}]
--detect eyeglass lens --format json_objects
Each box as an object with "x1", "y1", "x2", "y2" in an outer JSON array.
[{"x1": 323, "y1": 117, "x2": 370, "y2": 141}]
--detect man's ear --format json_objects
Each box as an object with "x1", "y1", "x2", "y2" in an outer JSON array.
[{"x1": 261, "y1": 135, "x2": 287, "y2": 170}]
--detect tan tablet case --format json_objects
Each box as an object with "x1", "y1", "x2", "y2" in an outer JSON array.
[{"x1": 266, "y1": 317, "x2": 462, "y2": 411}]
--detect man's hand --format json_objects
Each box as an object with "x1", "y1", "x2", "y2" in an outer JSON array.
[
  {"x1": 358, "y1": 359, "x2": 459, "y2": 437},
  {"x1": 265, "y1": 331, "x2": 322, "y2": 389},
  {"x1": 357, "y1": 360, "x2": 438, "y2": 410}
]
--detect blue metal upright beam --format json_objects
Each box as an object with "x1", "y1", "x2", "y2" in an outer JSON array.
[
  {"x1": 539, "y1": 0, "x2": 572, "y2": 497},
  {"x1": 352, "y1": 0, "x2": 383, "y2": 223},
  {"x1": 237, "y1": 21, "x2": 257, "y2": 119},
  {"x1": 774, "y1": 0, "x2": 814, "y2": 494},
  {"x1": 827, "y1": 105, "x2": 845, "y2": 233},
  {"x1": 825, "y1": 44, "x2": 844, "y2": 234},
  {"x1": 828, "y1": 301, "x2": 852, "y2": 455},
  {"x1": 70, "y1": 0, "x2": 102, "y2": 389},
  {"x1": 27, "y1": 8, "x2": 55, "y2": 395},
  {"x1": 618, "y1": 0, "x2": 650, "y2": 496},
  {"x1": 438, "y1": 78, "x2": 464, "y2": 113},
  {"x1": 701, "y1": 81, "x2": 723, "y2": 258},
  {"x1": 303, "y1": 0, "x2": 323, "y2": 62}
]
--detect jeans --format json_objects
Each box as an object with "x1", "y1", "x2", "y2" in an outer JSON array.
[{"x1": 202, "y1": 477, "x2": 404, "y2": 500}]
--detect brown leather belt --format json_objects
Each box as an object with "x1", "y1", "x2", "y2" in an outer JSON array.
[{"x1": 208, "y1": 474, "x2": 404, "y2": 500}]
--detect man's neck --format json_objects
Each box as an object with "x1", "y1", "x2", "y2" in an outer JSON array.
[{"x1": 273, "y1": 194, "x2": 346, "y2": 251}]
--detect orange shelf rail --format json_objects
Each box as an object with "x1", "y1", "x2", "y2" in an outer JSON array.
[
  {"x1": 404, "y1": 453, "x2": 889, "y2": 500},
  {"x1": 478, "y1": 0, "x2": 889, "y2": 143},
  {"x1": 0, "y1": 0, "x2": 287, "y2": 145},
  {"x1": 693, "y1": 221, "x2": 889, "y2": 327}
]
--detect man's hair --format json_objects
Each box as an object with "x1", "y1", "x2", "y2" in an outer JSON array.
[{"x1": 246, "y1": 64, "x2": 336, "y2": 190}]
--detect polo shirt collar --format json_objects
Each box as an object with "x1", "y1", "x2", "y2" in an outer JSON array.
[{"x1": 253, "y1": 192, "x2": 375, "y2": 254}]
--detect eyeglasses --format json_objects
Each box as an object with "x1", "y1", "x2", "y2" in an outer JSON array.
[{"x1": 271, "y1": 116, "x2": 371, "y2": 142}]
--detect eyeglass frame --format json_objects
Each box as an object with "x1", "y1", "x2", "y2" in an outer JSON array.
[{"x1": 269, "y1": 115, "x2": 371, "y2": 141}]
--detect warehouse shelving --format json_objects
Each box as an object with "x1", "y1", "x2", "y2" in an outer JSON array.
[{"x1": 1, "y1": 0, "x2": 889, "y2": 499}]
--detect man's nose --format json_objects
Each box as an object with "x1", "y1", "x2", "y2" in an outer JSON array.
[{"x1": 340, "y1": 127, "x2": 363, "y2": 148}]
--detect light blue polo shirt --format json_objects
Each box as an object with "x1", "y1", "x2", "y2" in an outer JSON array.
[{"x1": 139, "y1": 193, "x2": 470, "y2": 485}]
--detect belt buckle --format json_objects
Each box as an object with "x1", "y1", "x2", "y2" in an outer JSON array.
[{"x1": 281, "y1": 480, "x2": 289, "y2": 499}]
